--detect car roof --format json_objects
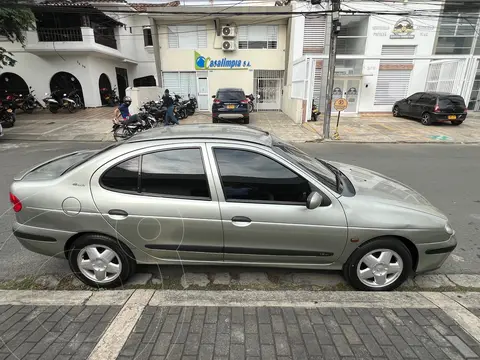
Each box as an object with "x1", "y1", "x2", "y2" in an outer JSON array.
[
  {"x1": 127, "y1": 124, "x2": 273, "y2": 146},
  {"x1": 424, "y1": 92, "x2": 458, "y2": 97},
  {"x1": 217, "y1": 88, "x2": 244, "y2": 92}
]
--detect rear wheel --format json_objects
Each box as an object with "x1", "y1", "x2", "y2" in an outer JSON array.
[
  {"x1": 49, "y1": 106, "x2": 58, "y2": 114},
  {"x1": 213, "y1": 118, "x2": 219, "y2": 123},
  {"x1": 113, "y1": 126, "x2": 131, "y2": 141},
  {"x1": 343, "y1": 238, "x2": 412, "y2": 291},
  {"x1": 68, "y1": 234, "x2": 136, "y2": 288},
  {"x1": 421, "y1": 112, "x2": 432, "y2": 126},
  {"x1": 67, "y1": 102, "x2": 76, "y2": 113},
  {"x1": 248, "y1": 103, "x2": 254, "y2": 113},
  {"x1": 392, "y1": 106, "x2": 400, "y2": 117},
  {"x1": 451, "y1": 120, "x2": 463, "y2": 126}
]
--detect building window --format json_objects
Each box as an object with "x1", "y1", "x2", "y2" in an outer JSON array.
[
  {"x1": 168, "y1": 25, "x2": 207, "y2": 49},
  {"x1": 435, "y1": 1, "x2": 480, "y2": 55},
  {"x1": 337, "y1": 16, "x2": 368, "y2": 55},
  {"x1": 133, "y1": 75, "x2": 156, "y2": 87},
  {"x1": 162, "y1": 72, "x2": 197, "y2": 99},
  {"x1": 303, "y1": 16, "x2": 327, "y2": 54},
  {"x1": 143, "y1": 27, "x2": 153, "y2": 47},
  {"x1": 238, "y1": 25, "x2": 278, "y2": 49}
]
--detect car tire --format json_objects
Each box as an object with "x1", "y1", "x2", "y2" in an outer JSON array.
[
  {"x1": 421, "y1": 112, "x2": 432, "y2": 126},
  {"x1": 244, "y1": 117, "x2": 250, "y2": 124},
  {"x1": 213, "y1": 118, "x2": 219, "y2": 123},
  {"x1": 451, "y1": 121, "x2": 463, "y2": 126},
  {"x1": 68, "y1": 234, "x2": 136, "y2": 288},
  {"x1": 392, "y1": 106, "x2": 400, "y2": 117},
  {"x1": 343, "y1": 238, "x2": 412, "y2": 291}
]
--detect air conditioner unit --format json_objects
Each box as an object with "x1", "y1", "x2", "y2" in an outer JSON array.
[
  {"x1": 222, "y1": 40, "x2": 236, "y2": 51},
  {"x1": 221, "y1": 26, "x2": 236, "y2": 38}
]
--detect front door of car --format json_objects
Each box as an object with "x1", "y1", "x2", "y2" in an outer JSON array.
[
  {"x1": 403, "y1": 93, "x2": 423, "y2": 116},
  {"x1": 411, "y1": 94, "x2": 432, "y2": 118},
  {"x1": 89, "y1": 143, "x2": 223, "y2": 263},
  {"x1": 206, "y1": 143, "x2": 348, "y2": 265}
]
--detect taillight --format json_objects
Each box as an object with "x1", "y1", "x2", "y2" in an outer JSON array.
[
  {"x1": 434, "y1": 104, "x2": 440, "y2": 113},
  {"x1": 464, "y1": 108, "x2": 468, "y2": 113},
  {"x1": 9, "y1": 192, "x2": 22, "y2": 212},
  {"x1": 213, "y1": 99, "x2": 221, "y2": 104},
  {"x1": 240, "y1": 100, "x2": 248, "y2": 104}
]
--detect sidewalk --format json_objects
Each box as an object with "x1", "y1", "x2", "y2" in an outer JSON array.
[
  {"x1": 306, "y1": 113, "x2": 480, "y2": 143},
  {"x1": 1, "y1": 289, "x2": 480, "y2": 360}
]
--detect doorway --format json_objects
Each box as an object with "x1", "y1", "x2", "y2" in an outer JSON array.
[
  {"x1": 50, "y1": 71, "x2": 84, "y2": 103},
  {"x1": 0, "y1": 72, "x2": 29, "y2": 98},
  {"x1": 254, "y1": 70, "x2": 284, "y2": 111},
  {"x1": 98, "y1": 73, "x2": 112, "y2": 106},
  {"x1": 332, "y1": 78, "x2": 361, "y2": 113},
  {"x1": 197, "y1": 72, "x2": 209, "y2": 111},
  {"x1": 115, "y1": 67, "x2": 128, "y2": 100}
]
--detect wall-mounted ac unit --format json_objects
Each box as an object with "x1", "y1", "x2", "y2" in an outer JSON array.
[
  {"x1": 222, "y1": 40, "x2": 236, "y2": 51},
  {"x1": 222, "y1": 26, "x2": 236, "y2": 38}
]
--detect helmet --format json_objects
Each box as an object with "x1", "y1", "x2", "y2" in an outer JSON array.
[{"x1": 123, "y1": 96, "x2": 131, "y2": 105}]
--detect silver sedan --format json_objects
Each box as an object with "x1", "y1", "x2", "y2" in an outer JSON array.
[{"x1": 10, "y1": 124, "x2": 456, "y2": 290}]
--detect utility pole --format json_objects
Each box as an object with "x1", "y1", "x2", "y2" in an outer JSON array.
[{"x1": 323, "y1": 0, "x2": 341, "y2": 139}]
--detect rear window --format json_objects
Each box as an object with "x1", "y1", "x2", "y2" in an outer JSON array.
[
  {"x1": 438, "y1": 96, "x2": 466, "y2": 108},
  {"x1": 217, "y1": 90, "x2": 245, "y2": 101},
  {"x1": 22, "y1": 143, "x2": 119, "y2": 181}
]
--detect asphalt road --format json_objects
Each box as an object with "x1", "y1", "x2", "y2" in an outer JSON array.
[{"x1": 0, "y1": 140, "x2": 478, "y2": 281}]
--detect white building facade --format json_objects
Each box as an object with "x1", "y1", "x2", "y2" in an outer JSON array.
[{"x1": 284, "y1": 0, "x2": 480, "y2": 123}]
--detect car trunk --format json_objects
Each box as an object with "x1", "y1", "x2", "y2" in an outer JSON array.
[
  {"x1": 215, "y1": 90, "x2": 248, "y2": 111},
  {"x1": 438, "y1": 96, "x2": 466, "y2": 114}
]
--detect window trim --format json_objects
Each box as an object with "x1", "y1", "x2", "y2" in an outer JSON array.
[
  {"x1": 99, "y1": 146, "x2": 212, "y2": 201},
  {"x1": 212, "y1": 146, "x2": 316, "y2": 206},
  {"x1": 237, "y1": 24, "x2": 279, "y2": 50}
]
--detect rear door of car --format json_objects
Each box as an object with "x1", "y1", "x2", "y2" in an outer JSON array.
[
  {"x1": 215, "y1": 89, "x2": 248, "y2": 114},
  {"x1": 89, "y1": 142, "x2": 224, "y2": 263},
  {"x1": 438, "y1": 96, "x2": 467, "y2": 116},
  {"x1": 205, "y1": 142, "x2": 348, "y2": 265}
]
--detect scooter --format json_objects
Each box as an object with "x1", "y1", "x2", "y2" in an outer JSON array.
[
  {"x1": 0, "y1": 100, "x2": 15, "y2": 128},
  {"x1": 246, "y1": 94, "x2": 260, "y2": 113},
  {"x1": 15, "y1": 87, "x2": 45, "y2": 113}
]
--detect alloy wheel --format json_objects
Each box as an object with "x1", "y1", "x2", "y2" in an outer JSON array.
[
  {"x1": 421, "y1": 113, "x2": 431, "y2": 125},
  {"x1": 356, "y1": 249, "x2": 403, "y2": 288},
  {"x1": 393, "y1": 106, "x2": 399, "y2": 117},
  {"x1": 77, "y1": 244, "x2": 122, "y2": 284}
]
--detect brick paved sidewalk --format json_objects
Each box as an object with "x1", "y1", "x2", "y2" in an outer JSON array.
[
  {"x1": 118, "y1": 306, "x2": 480, "y2": 360},
  {"x1": 1, "y1": 290, "x2": 480, "y2": 360}
]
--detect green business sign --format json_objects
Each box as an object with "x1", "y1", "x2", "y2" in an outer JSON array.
[{"x1": 194, "y1": 51, "x2": 251, "y2": 70}]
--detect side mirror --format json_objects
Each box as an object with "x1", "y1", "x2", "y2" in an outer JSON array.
[
  {"x1": 212, "y1": 95, "x2": 216, "y2": 99},
  {"x1": 306, "y1": 192, "x2": 323, "y2": 210}
]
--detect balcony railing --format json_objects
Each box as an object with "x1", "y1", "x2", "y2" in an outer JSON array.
[
  {"x1": 94, "y1": 33, "x2": 117, "y2": 50},
  {"x1": 37, "y1": 28, "x2": 83, "y2": 42}
]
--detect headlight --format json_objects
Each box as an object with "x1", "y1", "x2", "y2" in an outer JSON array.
[{"x1": 445, "y1": 222, "x2": 454, "y2": 235}]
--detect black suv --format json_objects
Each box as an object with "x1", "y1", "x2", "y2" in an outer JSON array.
[
  {"x1": 393, "y1": 92, "x2": 467, "y2": 126},
  {"x1": 212, "y1": 88, "x2": 249, "y2": 124}
]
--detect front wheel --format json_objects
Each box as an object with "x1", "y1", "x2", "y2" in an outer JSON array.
[
  {"x1": 421, "y1": 112, "x2": 432, "y2": 126},
  {"x1": 67, "y1": 102, "x2": 76, "y2": 113},
  {"x1": 49, "y1": 105, "x2": 58, "y2": 114},
  {"x1": 392, "y1": 106, "x2": 400, "y2": 117},
  {"x1": 343, "y1": 238, "x2": 412, "y2": 291},
  {"x1": 68, "y1": 234, "x2": 136, "y2": 288},
  {"x1": 451, "y1": 120, "x2": 463, "y2": 126}
]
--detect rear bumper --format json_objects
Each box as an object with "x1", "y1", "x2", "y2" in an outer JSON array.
[
  {"x1": 415, "y1": 233, "x2": 457, "y2": 274},
  {"x1": 12, "y1": 221, "x2": 73, "y2": 258},
  {"x1": 217, "y1": 113, "x2": 249, "y2": 119},
  {"x1": 431, "y1": 113, "x2": 467, "y2": 122}
]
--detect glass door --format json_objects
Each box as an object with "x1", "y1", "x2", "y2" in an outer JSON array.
[
  {"x1": 468, "y1": 60, "x2": 480, "y2": 112},
  {"x1": 331, "y1": 78, "x2": 361, "y2": 113}
]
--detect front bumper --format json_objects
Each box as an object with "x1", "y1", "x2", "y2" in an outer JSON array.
[{"x1": 415, "y1": 233, "x2": 457, "y2": 274}]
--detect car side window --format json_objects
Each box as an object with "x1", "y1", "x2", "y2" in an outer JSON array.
[
  {"x1": 417, "y1": 94, "x2": 431, "y2": 104},
  {"x1": 407, "y1": 93, "x2": 423, "y2": 102},
  {"x1": 213, "y1": 148, "x2": 312, "y2": 204},
  {"x1": 141, "y1": 148, "x2": 210, "y2": 200},
  {"x1": 101, "y1": 157, "x2": 140, "y2": 192}
]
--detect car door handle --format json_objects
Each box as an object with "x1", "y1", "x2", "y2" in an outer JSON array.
[
  {"x1": 231, "y1": 216, "x2": 252, "y2": 227},
  {"x1": 108, "y1": 209, "x2": 128, "y2": 219}
]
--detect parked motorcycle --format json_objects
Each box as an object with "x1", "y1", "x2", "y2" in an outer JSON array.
[
  {"x1": 186, "y1": 94, "x2": 197, "y2": 116},
  {"x1": 311, "y1": 99, "x2": 320, "y2": 121},
  {"x1": 246, "y1": 94, "x2": 260, "y2": 113},
  {"x1": 13, "y1": 87, "x2": 44, "y2": 113},
  {"x1": 173, "y1": 94, "x2": 188, "y2": 119},
  {"x1": 100, "y1": 86, "x2": 120, "y2": 107},
  {"x1": 43, "y1": 89, "x2": 82, "y2": 113},
  {"x1": 67, "y1": 89, "x2": 85, "y2": 111},
  {"x1": 0, "y1": 100, "x2": 15, "y2": 128}
]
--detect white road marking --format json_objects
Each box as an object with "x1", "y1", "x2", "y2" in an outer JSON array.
[
  {"x1": 451, "y1": 254, "x2": 465, "y2": 262},
  {"x1": 87, "y1": 289, "x2": 154, "y2": 360},
  {"x1": 0, "y1": 290, "x2": 93, "y2": 305}
]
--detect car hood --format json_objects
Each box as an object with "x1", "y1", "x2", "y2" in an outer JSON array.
[{"x1": 329, "y1": 161, "x2": 447, "y2": 220}]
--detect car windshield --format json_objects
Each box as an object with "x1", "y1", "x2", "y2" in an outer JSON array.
[
  {"x1": 217, "y1": 90, "x2": 245, "y2": 101},
  {"x1": 272, "y1": 138, "x2": 338, "y2": 192}
]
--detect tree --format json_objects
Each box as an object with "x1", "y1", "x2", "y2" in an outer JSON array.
[{"x1": 0, "y1": 5, "x2": 36, "y2": 68}]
